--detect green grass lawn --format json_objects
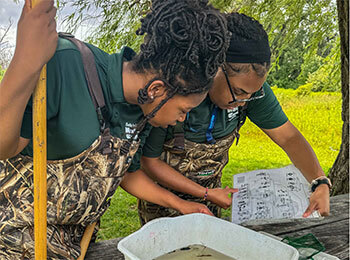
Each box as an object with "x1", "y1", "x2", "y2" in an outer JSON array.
[{"x1": 97, "y1": 87, "x2": 342, "y2": 240}]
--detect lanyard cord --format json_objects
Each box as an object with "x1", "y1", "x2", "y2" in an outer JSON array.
[{"x1": 205, "y1": 106, "x2": 218, "y2": 144}]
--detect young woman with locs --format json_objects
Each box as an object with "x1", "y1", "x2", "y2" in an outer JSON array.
[{"x1": 0, "y1": 0, "x2": 230, "y2": 258}]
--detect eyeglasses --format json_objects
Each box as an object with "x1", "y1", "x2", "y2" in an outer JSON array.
[{"x1": 222, "y1": 65, "x2": 265, "y2": 104}]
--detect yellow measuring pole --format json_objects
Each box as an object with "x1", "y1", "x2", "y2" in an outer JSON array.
[
  {"x1": 32, "y1": 0, "x2": 47, "y2": 259},
  {"x1": 31, "y1": 2, "x2": 94, "y2": 259}
]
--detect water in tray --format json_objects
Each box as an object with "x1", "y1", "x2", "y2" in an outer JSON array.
[{"x1": 154, "y1": 244, "x2": 236, "y2": 260}]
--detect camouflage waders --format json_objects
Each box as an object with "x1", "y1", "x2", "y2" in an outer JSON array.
[
  {"x1": 138, "y1": 132, "x2": 236, "y2": 225},
  {"x1": 0, "y1": 131, "x2": 140, "y2": 260},
  {"x1": 0, "y1": 34, "x2": 141, "y2": 259},
  {"x1": 138, "y1": 104, "x2": 248, "y2": 225}
]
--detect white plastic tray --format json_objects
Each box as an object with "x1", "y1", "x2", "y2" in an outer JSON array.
[{"x1": 118, "y1": 213, "x2": 299, "y2": 260}]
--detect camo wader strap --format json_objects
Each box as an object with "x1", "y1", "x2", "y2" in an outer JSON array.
[
  {"x1": 173, "y1": 121, "x2": 185, "y2": 151},
  {"x1": 58, "y1": 32, "x2": 108, "y2": 131},
  {"x1": 234, "y1": 103, "x2": 248, "y2": 145},
  {"x1": 58, "y1": 32, "x2": 113, "y2": 155}
]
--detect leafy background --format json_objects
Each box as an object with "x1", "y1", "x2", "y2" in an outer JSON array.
[{"x1": 0, "y1": 0, "x2": 342, "y2": 240}]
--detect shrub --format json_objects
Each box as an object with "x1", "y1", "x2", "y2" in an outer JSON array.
[{"x1": 295, "y1": 83, "x2": 312, "y2": 96}]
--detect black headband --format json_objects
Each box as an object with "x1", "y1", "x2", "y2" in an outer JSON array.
[{"x1": 226, "y1": 36, "x2": 271, "y2": 64}]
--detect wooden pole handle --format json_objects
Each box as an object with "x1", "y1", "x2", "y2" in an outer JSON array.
[
  {"x1": 32, "y1": 1, "x2": 48, "y2": 259},
  {"x1": 77, "y1": 222, "x2": 97, "y2": 260}
]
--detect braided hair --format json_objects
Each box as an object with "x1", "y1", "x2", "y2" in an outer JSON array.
[
  {"x1": 126, "y1": 0, "x2": 230, "y2": 141},
  {"x1": 132, "y1": 0, "x2": 230, "y2": 100},
  {"x1": 225, "y1": 12, "x2": 270, "y2": 78}
]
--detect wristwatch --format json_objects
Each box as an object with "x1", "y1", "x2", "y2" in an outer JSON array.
[{"x1": 310, "y1": 177, "x2": 332, "y2": 192}]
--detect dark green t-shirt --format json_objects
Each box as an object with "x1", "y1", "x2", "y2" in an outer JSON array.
[
  {"x1": 20, "y1": 37, "x2": 152, "y2": 172},
  {"x1": 143, "y1": 82, "x2": 288, "y2": 158}
]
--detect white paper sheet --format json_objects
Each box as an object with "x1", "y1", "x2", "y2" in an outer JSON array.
[{"x1": 231, "y1": 165, "x2": 320, "y2": 224}]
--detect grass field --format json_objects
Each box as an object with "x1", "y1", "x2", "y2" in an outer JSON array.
[{"x1": 97, "y1": 87, "x2": 342, "y2": 241}]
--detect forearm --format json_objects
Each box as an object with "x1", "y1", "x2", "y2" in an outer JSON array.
[
  {"x1": 282, "y1": 133, "x2": 324, "y2": 182},
  {"x1": 264, "y1": 121, "x2": 325, "y2": 182},
  {"x1": 264, "y1": 121, "x2": 330, "y2": 216},
  {"x1": 141, "y1": 156, "x2": 206, "y2": 198},
  {"x1": 120, "y1": 169, "x2": 187, "y2": 212},
  {"x1": 285, "y1": 134, "x2": 331, "y2": 216},
  {"x1": 0, "y1": 58, "x2": 40, "y2": 159},
  {"x1": 0, "y1": 0, "x2": 57, "y2": 159}
]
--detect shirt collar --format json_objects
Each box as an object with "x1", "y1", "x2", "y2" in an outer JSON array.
[{"x1": 107, "y1": 46, "x2": 136, "y2": 103}]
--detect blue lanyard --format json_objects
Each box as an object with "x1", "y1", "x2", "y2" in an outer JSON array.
[
  {"x1": 186, "y1": 113, "x2": 198, "y2": 133},
  {"x1": 205, "y1": 106, "x2": 218, "y2": 144}
]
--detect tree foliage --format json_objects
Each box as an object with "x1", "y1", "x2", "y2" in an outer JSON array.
[
  {"x1": 230, "y1": 0, "x2": 340, "y2": 91},
  {"x1": 0, "y1": 19, "x2": 13, "y2": 69},
  {"x1": 59, "y1": 0, "x2": 151, "y2": 52},
  {"x1": 59, "y1": 0, "x2": 340, "y2": 91},
  {"x1": 0, "y1": 69, "x2": 4, "y2": 82},
  {"x1": 60, "y1": 0, "x2": 235, "y2": 52}
]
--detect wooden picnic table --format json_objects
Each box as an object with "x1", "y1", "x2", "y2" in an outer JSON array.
[{"x1": 85, "y1": 193, "x2": 349, "y2": 260}]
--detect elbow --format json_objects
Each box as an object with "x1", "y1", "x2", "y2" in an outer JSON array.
[
  {"x1": 0, "y1": 138, "x2": 27, "y2": 160},
  {"x1": 0, "y1": 150, "x2": 14, "y2": 161},
  {"x1": 0, "y1": 142, "x2": 13, "y2": 160},
  {"x1": 0, "y1": 147, "x2": 16, "y2": 160},
  {"x1": 140, "y1": 156, "x2": 149, "y2": 169},
  {"x1": 141, "y1": 156, "x2": 160, "y2": 179},
  {"x1": 141, "y1": 156, "x2": 156, "y2": 172}
]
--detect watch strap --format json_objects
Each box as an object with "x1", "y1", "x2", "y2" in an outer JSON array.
[{"x1": 311, "y1": 177, "x2": 332, "y2": 192}]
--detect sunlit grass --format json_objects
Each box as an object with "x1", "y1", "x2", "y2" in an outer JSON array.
[{"x1": 98, "y1": 88, "x2": 342, "y2": 240}]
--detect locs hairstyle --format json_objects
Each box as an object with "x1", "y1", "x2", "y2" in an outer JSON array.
[
  {"x1": 128, "y1": 0, "x2": 230, "y2": 140},
  {"x1": 133, "y1": 0, "x2": 230, "y2": 99}
]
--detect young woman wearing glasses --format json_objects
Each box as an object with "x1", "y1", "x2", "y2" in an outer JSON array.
[{"x1": 138, "y1": 12, "x2": 331, "y2": 225}]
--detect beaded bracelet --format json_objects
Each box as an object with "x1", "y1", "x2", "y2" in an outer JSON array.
[{"x1": 203, "y1": 187, "x2": 209, "y2": 201}]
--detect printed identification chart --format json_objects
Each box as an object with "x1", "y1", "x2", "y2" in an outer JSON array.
[{"x1": 231, "y1": 165, "x2": 320, "y2": 224}]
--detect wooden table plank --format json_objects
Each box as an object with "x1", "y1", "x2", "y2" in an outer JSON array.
[
  {"x1": 86, "y1": 238, "x2": 124, "y2": 260},
  {"x1": 255, "y1": 219, "x2": 349, "y2": 259},
  {"x1": 85, "y1": 194, "x2": 349, "y2": 260}
]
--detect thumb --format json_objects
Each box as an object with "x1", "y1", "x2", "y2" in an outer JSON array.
[{"x1": 200, "y1": 208, "x2": 214, "y2": 216}]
